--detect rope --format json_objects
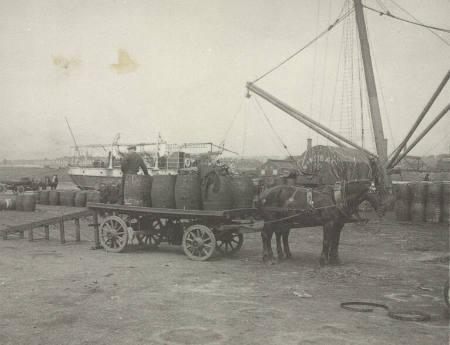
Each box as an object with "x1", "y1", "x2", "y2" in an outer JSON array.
[
  {"x1": 316, "y1": 0, "x2": 333, "y2": 143},
  {"x1": 221, "y1": 97, "x2": 245, "y2": 145},
  {"x1": 262, "y1": 204, "x2": 338, "y2": 225},
  {"x1": 253, "y1": 97, "x2": 304, "y2": 174},
  {"x1": 309, "y1": 0, "x2": 322, "y2": 138},
  {"x1": 252, "y1": 7, "x2": 355, "y2": 83},
  {"x1": 363, "y1": 3, "x2": 450, "y2": 47}
]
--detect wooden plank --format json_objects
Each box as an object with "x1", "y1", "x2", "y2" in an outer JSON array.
[
  {"x1": 74, "y1": 218, "x2": 80, "y2": 242},
  {"x1": 59, "y1": 218, "x2": 65, "y2": 244},
  {"x1": 93, "y1": 211, "x2": 100, "y2": 248},
  {"x1": 44, "y1": 225, "x2": 49, "y2": 240},
  {"x1": 27, "y1": 224, "x2": 33, "y2": 242},
  {"x1": 87, "y1": 202, "x2": 225, "y2": 218},
  {"x1": 1, "y1": 210, "x2": 92, "y2": 233}
]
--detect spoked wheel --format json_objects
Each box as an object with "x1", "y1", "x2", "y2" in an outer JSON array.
[
  {"x1": 99, "y1": 215, "x2": 129, "y2": 253},
  {"x1": 134, "y1": 218, "x2": 163, "y2": 248},
  {"x1": 216, "y1": 231, "x2": 243, "y2": 255},
  {"x1": 182, "y1": 224, "x2": 216, "y2": 261}
]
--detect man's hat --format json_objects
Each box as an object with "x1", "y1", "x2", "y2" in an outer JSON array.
[{"x1": 127, "y1": 145, "x2": 136, "y2": 150}]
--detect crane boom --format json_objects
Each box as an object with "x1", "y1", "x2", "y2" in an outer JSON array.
[
  {"x1": 65, "y1": 117, "x2": 80, "y2": 157},
  {"x1": 246, "y1": 82, "x2": 377, "y2": 157}
]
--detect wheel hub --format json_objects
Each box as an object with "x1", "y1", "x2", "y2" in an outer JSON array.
[{"x1": 193, "y1": 237, "x2": 204, "y2": 248}]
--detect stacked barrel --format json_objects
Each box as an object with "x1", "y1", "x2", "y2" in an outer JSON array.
[
  {"x1": 393, "y1": 183, "x2": 410, "y2": 221},
  {"x1": 393, "y1": 181, "x2": 448, "y2": 223},
  {"x1": 119, "y1": 169, "x2": 257, "y2": 211}
]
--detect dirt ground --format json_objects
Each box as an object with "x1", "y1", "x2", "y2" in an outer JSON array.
[{"x1": 0, "y1": 211, "x2": 448, "y2": 345}]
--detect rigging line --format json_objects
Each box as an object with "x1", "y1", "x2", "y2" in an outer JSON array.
[
  {"x1": 221, "y1": 97, "x2": 245, "y2": 144},
  {"x1": 363, "y1": 3, "x2": 450, "y2": 33},
  {"x1": 328, "y1": 13, "x2": 346, "y2": 146},
  {"x1": 241, "y1": 101, "x2": 247, "y2": 155},
  {"x1": 316, "y1": 0, "x2": 333, "y2": 144},
  {"x1": 309, "y1": 0, "x2": 322, "y2": 138},
  {"x1": 423, "y1": 128, "x2": 450, "y2": 156},
  {"x1": 252, "y1": 7, "x2": 355, "y2": 84},
  {"x1": 364, "y1": 3, "x2": 450, "y2": 47},
  {"x1": 250, "y1": 97, "x2": 287, "y2": 156},
  {"x1": 252, "y1": 97, "x2": 302, "y2": 170},
  {"x1": 357, "y1": 37, "x2": 365, "y2": 148},
  {"x1": 386, "y1": 0, "x2": 450, "y2": 46},
  {"x1": 375, "y1": 0, "x2": 388, "y2": 12}
]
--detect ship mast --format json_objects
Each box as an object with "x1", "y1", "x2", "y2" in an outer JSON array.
[{"x1": 353, "y1": 0, "x2": 390, "y2": 190}]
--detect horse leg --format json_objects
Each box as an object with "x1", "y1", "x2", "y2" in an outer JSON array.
[
  {"x1": 320, "y1": 221, "x2": 333, "y2": 266},
  {"x1": 275, "y1": 229, "x2": 285, "y2": 260},
  {"x1": 261, "y1": 224, "x2": 275, "y2": 265},
  {"x1": 282, "y1": 227, "x2": 292, "y2": 259},
  {"x1": 329, "y1": 222, "x2": 344, "y2": 265}
]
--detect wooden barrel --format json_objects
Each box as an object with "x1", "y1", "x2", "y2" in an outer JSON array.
[
  {"x1": 394, "y1": 183, "x2": 411, "y2": 221},
  {"x1": 49, "y1": 190, "x2": 60, "y2": 206},
  {"x1": 441, "y1": 182, "x2": 450, "y2": 224},
  {"x1": 425, "y1": 182, "x2": 442, "y2": 223},
  {"x1": 23, "y1": 192, "x2": 36, "y2": 212},
  {"x1": 16, "y1": 194, "x2": 24, "y2": 211},
  {"x1": 410, "y1": 182, "x2": 427, "y2": 222},
  {"x1": 201, "y1": 173, "x2": 233, "y2": 211},
  {"x1": 124, "y1": 174, "x2": 152, "y2": 207},
  {"x1": 86, "y1": 190, "x2": 102, "y2": 203},
  {"x1": 39, "y1": 190, "x2": 50, "y2": 205},
  {"x1": 151, "y1": 175, "x2": 176, "y2": 208},
  {"x1": 59, "y1": 190, "x2": 76, "y2": 206},
  {"x1": 231, "y1": 175, "x2": 255, "y2": 208},
  {"x1": 175, "y1": 172, "x2": 202, "y2": 210},
  {"x1": 74, "y1": 191, "x2": 87, "y2": 207}
]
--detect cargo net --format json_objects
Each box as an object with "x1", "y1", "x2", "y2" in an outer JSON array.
[{"x1": 299, "y1": 145, "x2": 373, "y2": 184}]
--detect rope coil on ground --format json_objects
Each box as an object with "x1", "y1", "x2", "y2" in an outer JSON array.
[{"x1": 340, "y1": 302, "x2": 432, "y2": 322}]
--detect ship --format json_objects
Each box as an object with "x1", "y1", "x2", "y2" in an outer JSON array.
[{"x1": 67, "y1": 136, "x2": 231, "y2": 190}]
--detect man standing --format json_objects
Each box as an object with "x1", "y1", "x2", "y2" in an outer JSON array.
[
  {"x1": 120, "y1": 146, "x2": 148, "y2": 203},
  {"x1": 121, "y1": 146, "x2": 148, "y2": 175}
]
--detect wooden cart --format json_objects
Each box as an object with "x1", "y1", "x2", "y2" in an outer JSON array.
[{"x1": 87, "y1": 202, "x2": 261, "y2": 261}]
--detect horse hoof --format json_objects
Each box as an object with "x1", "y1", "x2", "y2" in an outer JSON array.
[
  {"x1": 263, "y1": 256, "x2": 275, "y2": 265},
  {"x1": 278, "y1": 253, "x2": 285, "y2": 260},
  {"x1": 285, "y1": 253, "x2": 292, "y2": 259},
  {"x1": 319, "y1": 256, "x2": 328, "y2": 267},
  {"x1": 329, "y1": 257, "x2": 341, "y2": 265}
]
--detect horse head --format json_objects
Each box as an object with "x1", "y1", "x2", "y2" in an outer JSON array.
[
  {"x1": 257, "y1": 185, "x2": 290, "y2": 207},
  {"x1": 343, "y1": 179, "x2": 385, "y2": 217}
]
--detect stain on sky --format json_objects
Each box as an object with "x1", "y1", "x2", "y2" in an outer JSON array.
[
  {"x1": 53, "y1": 55, "x2": 82, "y2": 71},
  {"x1": 111, "y1": 49, "x2": 139, "y2": 74}
]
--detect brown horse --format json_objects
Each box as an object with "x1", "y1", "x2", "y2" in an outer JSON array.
[{"x1": 258, "y1": 180, "x2": 382, "y2": 265}]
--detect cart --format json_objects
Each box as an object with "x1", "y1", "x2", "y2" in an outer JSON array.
[{"x1": 87, "y1": 202, "x2": 261, "y2": 261}]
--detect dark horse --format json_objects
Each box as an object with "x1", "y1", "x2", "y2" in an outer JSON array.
[{"x1": 258, "y1": 180, "x2": 382, "y2": 265}]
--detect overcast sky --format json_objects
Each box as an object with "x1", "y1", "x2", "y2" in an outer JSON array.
[{"x1": 0, "y1": 0, "x2": 449, "y2": 159}]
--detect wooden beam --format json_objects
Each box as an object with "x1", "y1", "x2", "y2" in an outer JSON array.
[
  {"x1": 74, "y1": 218, "x2": 81, "y2": 242},
  {"x1": 388, "y1": 70, "x2": 450, "y2": 168},
  {"x1": 390, "y1": 103, "x2": 450, "y2": 168}
]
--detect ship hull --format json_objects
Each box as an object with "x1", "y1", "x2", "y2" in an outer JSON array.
[{"x1": 68, "y1": 167, "x2": 122, "y2": 190}]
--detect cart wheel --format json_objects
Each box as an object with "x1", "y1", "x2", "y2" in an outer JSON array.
[
  {"x1": 100, "y1": 215, "x2": 129, "y2": 253},
  {"x1": 216, "y1": 231, "x2": 243, "y2": 255},
  {"x1": 136, "y1": 231, "x2": 161, "y2": 248},
  {"x1": 183, "y1": 224, "x2": 216, "y2": 261}
]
